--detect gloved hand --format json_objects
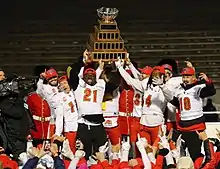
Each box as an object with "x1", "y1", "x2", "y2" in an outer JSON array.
[
  {"x1": 120, "y1": 136, "x2": 130, "y2": 162},
  {"x1": 115, "y1": 58, "x2": 124, "y2": 68},
  {"x1": 99, "y1": 142, "x2": 109, "y2": 153},
  {"x1": 88, "y1": 155, "x2": 98, "y2": 166},
  {"x1": 121, "y1": 137, "x2": 131, "y2": 152},
  {"x1": 136, "y1": 134, "x2": 148, "y2": 153},
  {"x1": 61, "y1": 139, "x2": 74, "y2": 160},
  {"x1": 161, "y1": 125, "x2": 167, "y2": 136},
  {"x1": 152, "y1": 75, "x2": 164, "y2": 86},
  {"x1": 75, "y1": 150, "x2": 85, "y2": 159},
  {"x1": 159, "y1": 135, "x2": 170, "y2": 150}
]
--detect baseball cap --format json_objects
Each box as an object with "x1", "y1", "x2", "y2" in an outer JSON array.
[
  {"x1": 152, "y1": 66, "x2": 165, "y2": 74},
  {"x1": 139, "y1": 66, "x2": 153, "y2": 75},
  {"x1": 83, "y1": 68, "x2": 96, "y2": 76},
  {"x1": 45, "y1": 68, "x2": 58, "y2": 80},
  {"x1": 177, "y1": 156, "x2": 194, "y2": 169},
  {"x1": 162, "y1": 64, "x2": 173, "y2": 71},
  {"x1": 181, "y1": 67, "x2": 195, "y2": 75},
  {"x1": 58, "y1": 75, "x2": 68, "y2": 83}
]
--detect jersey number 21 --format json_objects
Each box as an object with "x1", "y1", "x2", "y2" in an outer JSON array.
[{"x1": 83, "y1": 88, "x2": 97, "y2": 103}]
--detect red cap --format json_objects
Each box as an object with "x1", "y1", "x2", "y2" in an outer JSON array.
[
  {"x1": 46, "y1": 68, "x2": 58, "y2": 80},
  {"x1": 152, "y1": 66, "x2": 165, "y2": 74},
  {"x1": 181, "y1": 67, "x2": 195, "y2": 75},
  {"x1": 139, "y1": 66, "x2": 153, "y2": 75},
  {"x1": 58, "y1": 75, "x2": 68, "y2": 83},
  {"x1": 162, "y1": 64, "x2": 173, "y2": 71},
  {"x1": 83, "y1": 68, "x2": 96, "y2": 76}
]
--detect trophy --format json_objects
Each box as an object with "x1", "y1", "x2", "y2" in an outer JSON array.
[{"x1": 86, "y1": 7, "x2": 128, "y2": 62}]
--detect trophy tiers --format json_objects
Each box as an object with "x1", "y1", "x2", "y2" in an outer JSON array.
[{"x1": 86, "y1": 7, "x2": 128, "y2": 62}]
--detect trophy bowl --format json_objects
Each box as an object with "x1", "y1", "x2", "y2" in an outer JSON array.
[{"x1": 97, "y1": 7, "x2": 119, "y2": 23}]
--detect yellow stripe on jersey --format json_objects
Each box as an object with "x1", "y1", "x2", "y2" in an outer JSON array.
[{"x1": 102, "y1": 102, "x2": 106, "y2": 111}]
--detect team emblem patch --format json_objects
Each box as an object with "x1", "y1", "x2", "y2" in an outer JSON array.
[{"x1": 63, "y1": 97, "x2": 67, "y2": 102}]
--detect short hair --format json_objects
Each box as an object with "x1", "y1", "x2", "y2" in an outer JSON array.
[{"x1": 0, "y1": 68, "x2": 3, "y2": 72}]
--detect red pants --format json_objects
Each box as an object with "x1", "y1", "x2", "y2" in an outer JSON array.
[
  {"x1": 166, "y1": 121, "x2": 177, "y2": 132},
  {"x1": 140, "y1": 125, "x2": 160, "y2": 145},
  {"x1": 105, "y1": 126, "x2": 120, "y2": 145},
  {"x1": 49, "y1": 124, "x2": 55, "y2": 138},
  {"x1": 118, "y1": 116, "x2": 140, "y2": 142},
  {"x1": 65, "y1": 131, "x2": 77, "y2": 153}
]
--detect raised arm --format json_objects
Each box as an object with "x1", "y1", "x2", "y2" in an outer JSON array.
[
  {"x1": 128, "y1": 63, "x2": 141, "y2": 79},
  {"x1": 54, "y1": 95, "x2": 64, "y2": 136},
  {"x1": 68, "y1": 56, "x2": 84, "y2": 91},
  {"x1": 96, "y1": 60, "x2": 104, "y2": 81},
  {"x1": 115, "y1": 60, "x2": 143, "y2": 92},
  {"x1": 198, "y1": 73, "x2": 216, "y2": 98},
  {"x1": 126, "y1": 55, "x2": 141, "y2": 79}
]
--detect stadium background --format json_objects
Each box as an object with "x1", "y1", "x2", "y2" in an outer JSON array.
[{"x1": 0, "y1": 0, "x2": 220, "y2": 107}]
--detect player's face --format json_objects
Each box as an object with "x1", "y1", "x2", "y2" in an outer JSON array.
[
  {"x1": 84, "y1": 73, "x2": 96, "y2": 86},
  {"x1": 182, "y1": 75, "x2": 196, "y2": 85},
  {"x1": 0, "y1": 71, "x2": 5, "y2": 81},
  {"x1": 59, "y1": 80, "x2": 70, "y2": 93},
  {"x1": 164, "y1": 69, "x2": 172, "y2": 82},
  {"x1": 48, "y1": 77, "x2": 58, "y2": 86}
]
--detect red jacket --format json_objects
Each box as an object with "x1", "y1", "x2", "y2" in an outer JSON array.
[
  {"x1": 118, "y1": 88, "x2": 134, "y2": 135},
  {"x1": 194, "y1": 141, "x2": 216, "y2": 169},
  {"x1": 26, "y1": 92, "x2": 51, "y2": 139}
]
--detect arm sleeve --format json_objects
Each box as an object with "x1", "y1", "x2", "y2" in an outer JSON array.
[
  {"x1": 54, "y1": 156, "x2": 65, "y2": 169},
  {"x1": 129, "y1": 63, "x2": 141, "y2": 79},
  {"x1": 96, "y1": 67, "x2": 103, "y2": 81},
  {"x1": 160, "y1": 84, "x2": 174, "y2": 102},
  {"x1": 69, "y1": 56, "x2": 84, "y2": 91},
  {"x1": 36, "y1": 79, "x2": 45, "y2": 96},
  {"x1": 139, "y1": 149, "x2": 151, "y2": 169},
  {"x1": 153, "y1": 155, "x2": 164, "y2": 169},
  {"x1": 199, "y1": 83, "x2": 216, "y2": 98},
  {"x1": 68, "y1": 157, "x2": 79, "y2": 169},
  {"x1": 118, "y1": 67, "x2": 143, "y2": 92},
  {"x1": 55, "y1": 101, "x2": 64, "y2": 136},
  {"x1": 22, "y1": 157, "x2": 39, "y2": 169}
]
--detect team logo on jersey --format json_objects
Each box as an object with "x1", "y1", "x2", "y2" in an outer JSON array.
[
  {"x1": 52, "y1": 88, "x2": 56, "y2": 93},
  {"x1": 105, "y1": 120, "x2": 112, "y2": 126},
  {"x1": 63, "y1": 97, "x2": 67, "y2": 102}
]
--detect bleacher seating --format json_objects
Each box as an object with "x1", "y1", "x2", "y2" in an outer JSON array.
[
  {"x1": 0, "y1": 1, "x2": 220, "y2": 87},
  {"x1": 1, "y1": 25, "x2": 220, "y2": 87}
]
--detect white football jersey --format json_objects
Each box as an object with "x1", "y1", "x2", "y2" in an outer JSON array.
[
  {"x1": 74, "y1": 78, "x2": 105, "y2": 123},
  {"x1": 102, "y1": 89, "x2": 120, "y2": 128},
  {"x1": 174, "y1": 84, "x2": 206, "y2": 121},
  {"x1": 141, "y1": 85, "x2": 167, "y2": 127},
  {"x1": 55, "y1": 91, "x2": 78, "y2": 135}
]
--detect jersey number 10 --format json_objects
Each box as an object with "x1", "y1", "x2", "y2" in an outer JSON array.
[
  {"x1": 180, "y1": 97, "x2": 191, "y2": 111},
  {"x1": 83, "y1": 88, "x2": 97, "y2": 103}
]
